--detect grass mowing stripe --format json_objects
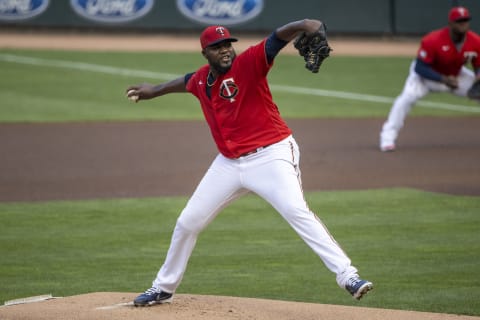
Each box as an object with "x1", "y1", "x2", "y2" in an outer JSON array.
[{"x1": 1, "y1": 53, "x2": 479, "y2": 114}]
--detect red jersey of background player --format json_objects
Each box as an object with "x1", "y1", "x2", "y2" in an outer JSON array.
[
  {"x1": 186, "y1": 39, "x2": 291, "y2": 159},
  {"x1": 417, "y1": 26, "x2": 480, "y2": 76}
]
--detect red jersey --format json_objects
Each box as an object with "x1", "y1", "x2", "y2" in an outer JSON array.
[
  {"x1": 186, "y1": 39, "x2": 292, "y2": 159},
  {"x1": 417, "y1": 27, "x2": 480, "y2": 76}
]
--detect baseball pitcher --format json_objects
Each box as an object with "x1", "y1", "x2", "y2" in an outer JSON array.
[{"x1": 126, "y1": 18, "x2": 373, "y2": 306}]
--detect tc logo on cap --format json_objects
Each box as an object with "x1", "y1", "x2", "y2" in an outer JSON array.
[
  {"x1": 216, "y1": 27, "x2": 226, "y2": 36},
  {"x1": 200, "y1": 25, "x2": 238, "y2": 49}
]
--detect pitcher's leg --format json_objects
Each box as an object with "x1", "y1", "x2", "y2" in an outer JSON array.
[
  {"x1": 244, "y1": 139, "x2": 358, "y2": 288},
  {"x1": 261, "y1": 164, "x2": 357, "y2": 286},
  {"x1": 152, "y1": 155, "x2": 247, "y2": 293}
]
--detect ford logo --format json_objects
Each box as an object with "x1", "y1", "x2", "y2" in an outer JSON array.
[
  {"x1": 0, "y1": 0, "x2": 49, "y2": 21},
  {"x1": 177, "y1": 0, "x2": 263, "y2": 25},
  {"x1": 70, "y1": 0, "x2": 154, "y2": 23}
]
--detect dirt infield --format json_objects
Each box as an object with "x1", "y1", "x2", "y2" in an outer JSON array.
[
  {"x1": 2, "y1": 293, "x2": 480, "y2": 320},
  {"x1": 1, "y1": 32, "x2": 480, "y2": 319},
  {"x1": 1, "y1": 118, "x2": 480, "y2": 203}
]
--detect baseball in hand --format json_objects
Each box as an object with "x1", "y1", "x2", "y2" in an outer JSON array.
[{"x1": 127, "y1": 89, "x2": 139, "y2": 102}]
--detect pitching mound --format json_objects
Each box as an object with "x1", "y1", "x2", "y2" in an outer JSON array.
[{"x1": 1, "y1": 293, "x2": 479, "y2": 320}]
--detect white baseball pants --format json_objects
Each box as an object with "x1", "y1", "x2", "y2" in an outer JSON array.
[
  {"x1": 380, "y1": 60, "x2": 475, "y2": 149},
  {"x1": 152, "y1": 135, "x2": 358, "y2": 293}
]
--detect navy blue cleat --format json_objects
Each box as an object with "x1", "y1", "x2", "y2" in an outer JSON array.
[
  {"x1": 345, "y1": 277, "x2": 373, "y2": 300},
  {"x1": 133, "y1": 287, "x2": 173, "y2": 306}
]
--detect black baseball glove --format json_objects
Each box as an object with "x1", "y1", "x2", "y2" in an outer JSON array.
[
  {"x1": 294, "y1": 23, "x2": 332, "y2": 73},
  {"x1": 467, "y1": 79, "x2": 480, "y2": 100}
]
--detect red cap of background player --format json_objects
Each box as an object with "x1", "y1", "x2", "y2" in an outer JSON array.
[
  {"x1": 448, "y1": 6, "x2": 471, "y2": 22},
  {"x1": 200, "y1": 25, "x2": 238, "y2": 49}
]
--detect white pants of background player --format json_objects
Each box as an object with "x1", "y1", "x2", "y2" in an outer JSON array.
[
  {"x1": 152, "y1": 135, "x2": 359, "y2": 293},
  {"x1": 380, "y1": 60, "x2": 475, "y2": 150}
]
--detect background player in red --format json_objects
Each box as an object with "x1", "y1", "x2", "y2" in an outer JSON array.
[
  {"x1": 126, "y1": 19, "x2": 373, "y2": 306},
  {"x1": 379, "y1": 6, "x2": 480, "y2": 152}
]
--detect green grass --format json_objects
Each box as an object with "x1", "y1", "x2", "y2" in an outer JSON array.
[
  {"x1": 1, "y1": 49, "x2": 479, "y2": 122},
  {"x1": 1, "y1": 189, "x2": 479, "y2": 316}
]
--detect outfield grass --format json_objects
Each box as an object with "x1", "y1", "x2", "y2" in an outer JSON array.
[
  {"x1": 1, "y1": 49, "x2": 479, "y2": 123},
  {"x1": 0, "y1": 189, "x2": 479, "y2": 316}
]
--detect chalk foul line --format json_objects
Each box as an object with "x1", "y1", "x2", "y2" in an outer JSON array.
[{"x1": 1, "y1": 53, "x2": 479, "y2": 113}]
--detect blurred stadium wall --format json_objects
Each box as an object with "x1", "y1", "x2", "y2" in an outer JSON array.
[{"x1": 0, "y1": 0, "x2": 478, "y2": 36}]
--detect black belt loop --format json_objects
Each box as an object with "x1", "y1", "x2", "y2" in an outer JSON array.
[{"x1": 239, "y1": 144, "x2": 272, "y2": 158}]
